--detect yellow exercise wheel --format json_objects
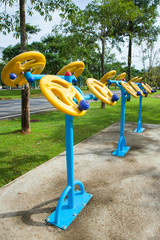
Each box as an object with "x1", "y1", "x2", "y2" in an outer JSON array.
[
  {"x1": 86, "y1": 78, "x2": 118, "y2": 105},
  {"x1": 57, "y1": 61, "x2": 85, "y2": 78},
  {"x1": 1, "y1": 51, "x2": 46, "y2": 87},
  {"x1": 40, "y1": 75, "x2": 87, "y2": 117},
  {"x1": 120, "y1": 81, "x2": 138, "y2": 98},
  {"x1": 115, "y1": 72, "x2": 126, "y2": 80},
  {"x1": 135, "y1": 77, "x2": 142, "y2": 83},
  {"x1": 141, "y1": 83, "x2": 152, "y2": 94},
  {"x1": 128, "y1": 77, "x2": 139, "y2": 84},
  {"x1": 146, "y1": 83, "x2": 153, "y2": 92},
  {"x1": 100, "y1": 70, "x2": 116, "y2": 85},
  {"x1": 130, "y1": 82, "x2": 145, "y2": 96}
]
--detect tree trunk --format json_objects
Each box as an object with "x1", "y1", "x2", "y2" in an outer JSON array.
[
  {"x1": 101, "y1": 36, "x2": 105, "y2": 109},
  {"x1": 21, "y1": 87, "x2": 30, "y2": 133},
  {"x1": 20, "y1": 0, "x2": 30, "y2": 134},
  {"x1": 128, "y1": 36, "x2": 132, "y2": 81},
  {"x1": 128, "y1": 20, "x2": 133, "y2": 82}
]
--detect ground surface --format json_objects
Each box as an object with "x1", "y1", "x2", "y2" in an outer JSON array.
[
  {"x1": 153, "y1": 93, "x2": 160, "y2": 98},
  {"x1": 0, "y1": 122, "x2": 160, "y2": 240}
]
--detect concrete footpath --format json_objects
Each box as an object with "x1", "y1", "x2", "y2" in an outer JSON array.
[{"x1": 0, "y1": 122, "x2": 160, "y2": 240}]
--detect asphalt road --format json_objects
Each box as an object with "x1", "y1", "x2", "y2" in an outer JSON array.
[{"x1": 0, "y1": 90, "x2": 121, "y2": 120}]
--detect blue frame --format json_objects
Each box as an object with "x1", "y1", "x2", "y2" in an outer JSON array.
[
  {"x1": 23, "y1": 71, "x2": 93, "y2": 230},
  {"x1": 133, "y1": 83, "x2": 145, "y2": 133},
  {"x1": 108, "y1": 80, "x2": 131, "y2": 157},
  {"x1": 46, "y1": 113, "x2": 92, "y2": 230}
]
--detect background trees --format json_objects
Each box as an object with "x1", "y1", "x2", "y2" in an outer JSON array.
[
  {"x1": 0, "y1": 0, "x2": 160, "y2": 113},
  {"x1": 123, "y1": 0, "x2": 160, "y2": 81},
  {"x1": 59, "y1": 0, "x2": 142, "y2": 107}
]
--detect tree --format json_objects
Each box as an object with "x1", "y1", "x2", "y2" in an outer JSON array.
[
  {"x1": 123, "y1": 0, "x2": 160, "y2": 81},
  {"x1": 141, "y1": 36, "x2": 160, "y2": 86},
  {"x1": 13, "y1": 23, "x2": 41, "y2": 43},
  {"x1": 0, "y1": 0, "x2": 78, "y2": 133},
  {"x1": 61, "y1": 0, "x2": 141, "y2": 108}
]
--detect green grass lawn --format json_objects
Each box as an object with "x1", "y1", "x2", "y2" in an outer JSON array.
[{"x1": 0, "y1": 93, "x2": 160, "y2": 187}]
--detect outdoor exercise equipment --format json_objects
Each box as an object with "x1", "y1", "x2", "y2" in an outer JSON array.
[
  {"x1": 98, "y1": 74, "x2": 140, "y2": 157},
  {"x1": 106, "y1": 72, "x2": 127, "y2": 86},
  {"x1": 1, "y1": 51, "x2": 46, "y2": 87},
  {"x1": 100, "y1": 70, "x2": 116, "y2": 84},
  {"x1": 128, "y1": 77, "x2": 139, "y2": 83},
  {"x1": 128, "y1": 78, "x2": 146, "y2": 133},
  {"x1": 57, "y1": 61, "x2": 85, "y2": 78},
  {"x1": 115, "y1": 72, "x2": 126, "y2": 80},
  {"x1": 57, "y1": 62, "x2": 98, "y2": 102},
  {"x1": 40, "y1": 74, "x2": 92, "y2": 230},
  {"x1": 1, "y1": 51, "x2": 93, "y2": 230},
  {"x1": 128, "y1": 77, "x2": 156, "y2": 133},
  {"x1": 86, "y1": 78, "x2": 119, "y2": 104}
]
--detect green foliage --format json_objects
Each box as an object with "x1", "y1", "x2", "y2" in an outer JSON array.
[
  {"x1": 13, "y1": 23, "x2": 41, "y2": 40},
  {"x1": 0, "y1": 0, "x2": 78, "y2": 34},
  {"x1": 127, "y1": 0, "x2": 160, "y2": 42},
  {"x1": 2, "y1": 44, "x2": 21, "y2": 63}
]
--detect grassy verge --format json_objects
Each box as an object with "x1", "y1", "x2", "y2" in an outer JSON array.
[{"x1": 0, "y1": 93, "x2": 160, "y2": 187}]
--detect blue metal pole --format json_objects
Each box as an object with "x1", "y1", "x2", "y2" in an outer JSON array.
[
  {"x1": 64, "y1": 72, "x2": 75, "y2": 209},
  {"x1": 24, "y1": 73, "x2": 75, "y2": 82},
  {"x1": 120, "y1": 87, "x2": 126, "y2": 145},
  {"x1": 134, "y1": 83, "x2": 145, "y2": 133},
  {"x1": 84, "y1": 94, "x2": 98, "y2": 101},
  {"x1": 44, "y1": 70, "x2": 92, "y2": 229},
  {"x1": 112, "y1": 86, "x2": 130, "y2": 156},
  {"x1": 138, "y1": 95, "x2": 142, "y2": 130},
  {"x1": 65, "y1": 114, "x2": 75, "y2": 209}
]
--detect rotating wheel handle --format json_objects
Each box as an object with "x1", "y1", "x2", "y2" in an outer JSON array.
[
  {"x1": 120, "y1": 81, "x2": 138, "y2": 98},
  {"x1": 141, "y1": 83, "x2": 152, "y2": 94},
  {"x1": 130, "y1": 82, "x2": 145, "y2": 97},
  {"x1": 136, "y1": 77, "x2": 142, "y2": 83},
  {"x1": 115, "y1": 72, "x2": 126, "y2": 80},
  {"x1": 100, "y1": 70, "x2": 116, "y2": 85},
  {"x1": 128, "y1": 77, "x2": 138, "y2": 84},
  {"x1": 40, "y1": 75, "x2": 89, "y2": 117},
  {"x1": 86, "y1": 78, "x2": 119, "y2": 105},
  {"x1": 145, "y1": 83, "x2": 155, "y2": 93},
  {"x1": 57, "y1": 61, "x2": 85, "y2": 78},
  {"x1": 1, "y1": 51, "x2": 46, "y2": 87}
]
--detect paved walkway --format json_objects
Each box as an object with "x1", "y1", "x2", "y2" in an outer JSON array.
[{"x1": 0, "y1": 122, "x2": 160, "y2": 240}]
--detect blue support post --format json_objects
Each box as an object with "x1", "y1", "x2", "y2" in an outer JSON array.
[
  {"x1": 134, "y1": 83, "x2": 145, "y2": 133},
  {"x1": 112, "y1": 86, "x2": 130, "y2": 157},
  {"x1": 65, "y1": 114, "x2": 75, "y2": 209},
  {"x1": 134, "y1": 94, "x2": 145, "y2": 133},
  {"x1": 45, "y1": 71, "x2": 92, "y2": 230},
  {"x1": 24, "y1": 72, "x2": 76, "y2": 83},
  {"x1": 84, "y1": 94, "x2": 98, "y2": 101}
]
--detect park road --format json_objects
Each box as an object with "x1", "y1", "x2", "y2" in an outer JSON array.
[{"x1": 0, "y1": 90, "x2": 121, "y2": 120}]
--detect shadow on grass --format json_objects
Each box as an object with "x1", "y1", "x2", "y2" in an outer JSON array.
[
  {"x1": 0, "y1": 129, "x2": 22, "y2": 136},
  {"x1": 0, "y1": 151, "x2": 10, "y2": 158}
]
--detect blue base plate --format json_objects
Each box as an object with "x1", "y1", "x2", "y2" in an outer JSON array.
[
  {"x1": 46, "y1": 191, "x2": 92, "y2": 230},
  {"x1": 134, "y1": 127, "x2": 145, "y2": 133},
  {"x1": 112, "y1": 146, "x2": 130, "y2": 157}
]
